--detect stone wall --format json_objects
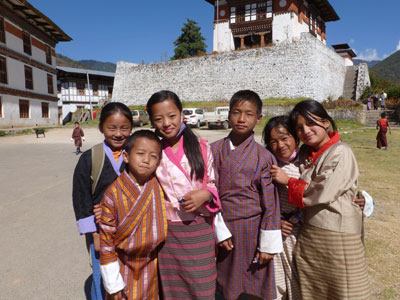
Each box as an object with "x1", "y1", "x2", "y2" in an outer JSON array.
[
  {"x1": 262, "y1": 105, "x2": 366, "y2": 124},
  {"x1": 355, "y1": 63, "x2": 371, "y2": 100},
  {"x1": 113, "y1": 33, "x2": 347, "y2": 105}
]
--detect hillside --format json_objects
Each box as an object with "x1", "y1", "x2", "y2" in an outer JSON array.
[
  {"x1": 371, "y1": 50, "x2": 400, "y2": 85},
  {"x1": 80, "y1": 60, "x2": 116, "y2": 72},
  {"x1": 55, "y1": 54, "x2": 117, "y2": 73},
  {"x1": 353, "y1": 59, "x2": 380, "y2": 69}
]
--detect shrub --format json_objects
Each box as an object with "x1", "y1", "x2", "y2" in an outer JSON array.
[{"x1": 322, "y1": 99, "x2": 363, "y2": 110}]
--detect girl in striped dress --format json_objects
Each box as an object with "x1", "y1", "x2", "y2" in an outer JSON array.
[
  {"x1": 271, "y1": 100, "x2": 371, "y2": 300},
  {"x1": 263, "y1": 116, "x2": 302, "y2": 300},
  {"x1": 146, "y1": 90, "x2": 231, "y2": 300}
]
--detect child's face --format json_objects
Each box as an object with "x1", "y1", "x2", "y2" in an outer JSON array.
[
  {"x1": 295, "y1": 114, "x2": 330, "y2": 150},
  {"x1": 268, "y1": 126, "x2": 297, "y2": 161},
  {"x1": 75, "y1": 123, "x2": 79, "y2": 128},
  {"x1": 100, "y1": 112, "x2": 132, "y2": 151},
  {"x1": 150, "y1": 99, "x2": 182, "y2": 140},
  {"x1": 123, "y1": 137, "x2": 161, "y2": 184},
  {"x1": 229, "y1": 100, "x2": 262, "y2": 137}
]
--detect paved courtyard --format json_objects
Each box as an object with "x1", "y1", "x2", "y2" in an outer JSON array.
[{"x1": 0, "y1": 126, "x2": 250, "y2": 300}]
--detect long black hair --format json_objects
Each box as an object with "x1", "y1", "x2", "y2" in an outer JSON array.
[
  {"x1": 99, "y1": 102, "x2": 133, "y2": 130},
  {"x1": 263, "y1": 115, "x2": 299, "y2": 151},
  {"x1": 289, "y1": 100, "x2": 337, "y2": 132},
  {"x1": 146, "y1": 90, "x2": 205, "y2": 180}
]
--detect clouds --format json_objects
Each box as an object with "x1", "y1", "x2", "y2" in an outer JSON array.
[
  {"x1": 355, "y1": 40, "x2": 400, "y2": 61},
  {"x1": 357, "y1": 48, "x2": 380, "y2": 61}
]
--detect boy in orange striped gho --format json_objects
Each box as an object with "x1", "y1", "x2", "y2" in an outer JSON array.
[{"x1": 99, "y1": 130, "x2": 168, "y2": 300}]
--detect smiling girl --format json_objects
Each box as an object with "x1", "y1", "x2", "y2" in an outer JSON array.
[
  {"x1": 271, "y1": 100, "x2": 370, "y2": 300},
  {"x1": 146, "y1": 90, "x2": 230, "y2": 300},
  {"x1": 72, "y1": 102, "x2": 133, "y2": 300}
]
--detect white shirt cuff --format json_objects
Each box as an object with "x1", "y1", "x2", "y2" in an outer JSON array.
[
  {"x1": 258, "y1": 229, "x2": 283, "y2": 254},
  {"x1": 100, "y1": 261, "x2": 125, "y2": 294},
  {"x1": 214, "y1": 211, "x2": 232, "y2": 244},
  {"x1": 361, "y1": 190, "x2": 375, "y2": 218}
]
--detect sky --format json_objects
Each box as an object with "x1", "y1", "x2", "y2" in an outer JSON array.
[{"x1": 30, "y1": 0, "x2": 400, "y2": 64}]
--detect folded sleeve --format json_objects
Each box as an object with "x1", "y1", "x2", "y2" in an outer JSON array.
[
  {"x1": 214, "y1": 212, "x2": 232, "y2": 243},
  {"x1": 72, "y1": 151, "x2": 97, "y2": 234},
  {"x1": 259, "y1": 153, "x2": 283, "y2": 253}
]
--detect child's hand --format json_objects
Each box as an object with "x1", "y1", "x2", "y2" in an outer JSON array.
[
  {"x1": 271, "y1": 165, "x2": 290, "y2": 185},
  {"x1": 254, "y1": 251, "x2": 274, "y2": 266},
  {"x1": 281, "y1": 220, "x2": 294, "y2": 237},
  {"x1": 180, "y1": 190, "x2": 212, "y2": 213},
  {"x1": 94, "y1": 204, "x2": 102, "y2": 223},
  {"x1": 107, "y1": 290, "x2": 123, "y2": 300},
  {"x1": 353, "y1": 196, "x2": 365, "y2": 211},
  {"x1": 219, "y1": 238, "x2": 234, "y2": 251}
]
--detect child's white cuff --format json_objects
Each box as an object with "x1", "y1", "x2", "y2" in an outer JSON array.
[
  {"x1": 258, "y1": 229, "x2": 283, "y2": 254},
  {"x1": 361, "y1": 190, "x2": 375, "y2": 218},
  {"x1": 214, "y1": 212, "x2": 232, "y2": 244},
  {"x1": 100, "y1": 261, "x2": 125, "y2": 294}
]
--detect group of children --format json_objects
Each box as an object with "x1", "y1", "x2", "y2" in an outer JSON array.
[{"x1": 73, "y1": 90, "x2": 372, "y2": 300}]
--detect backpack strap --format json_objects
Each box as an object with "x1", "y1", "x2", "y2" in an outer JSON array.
[{"x1": 91, "y1": 143, "x2": 105, "y2": 195}]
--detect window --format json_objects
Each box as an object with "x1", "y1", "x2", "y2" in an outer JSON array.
[
  {"x1": 0, "y1": 56, "x2": 7, "y2": 84},
  {"x1": 42, "y1": 102, "x2": 49, "y2": 118},
  {"x1": 266, "y1": 1, "x2": 273, "y2": 18},
  {"x1": 230, "y1": 7, "x2": 236, "y2": 23},
  {"x1": 93, "y1": 83, "x2": 98, "y2": 96},
  {"x1": 47, "y1": 74, "x2": 54, "y2": 94},
  {"x1": 19, "y1": 99, "x2": 29, "y2": 118},
  {"x1": 24, "y1": 65, "x2": 33, "y2": 89},
  {"x1": 245, "y1": 4, "x2": 257, "y2": 21},
  {"x1": 77, "y1": 82, "x2": 85, "y2": 95},
  {"x1": 45, "y1": 45, "x2": 52, "y2": 65},
  {"x1": 195, "y1": 109, "x2": 203, "y2": 114},
  {"x1": 0, "y1": 97, "x2": 2, "y2": 118},
  {"x1": 23, "y1": 32, "x2": 31, "y2": 55},
  {"x1": 0, "y1": 17, "x2": 5, "y2": 43}
]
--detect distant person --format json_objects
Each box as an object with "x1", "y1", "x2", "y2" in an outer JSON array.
[
  {"x1": 376, "y1": 112, "x2": 391, "y2": 150},
  {"x1": 72, "y1": 102, "x2": 133, "y2": 300},
  {"x1": 367, "y1": 96, "x2": 373, "y2": 110},
  {"x1": 271, "y1": 100, "x2": 371, "y2": 300},
  {"x1": 380, "y1": 91, "x2": 387, "y2": 109},
  {"x1": 99, "y1": 130, "x2": 168, "y2": 300},
  {"x1": 373, "y1": 94, "x2": 379, "y2": 110},
  {"x1": 71, "y1": 121, "x2": 85, "y2": 154}
]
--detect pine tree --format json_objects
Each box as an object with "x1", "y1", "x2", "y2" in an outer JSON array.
[{"x1": 171, "y1": 19, "x2": 207, "y2": 60}]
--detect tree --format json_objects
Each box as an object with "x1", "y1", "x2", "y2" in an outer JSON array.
[{"x1": 171, "y1": 19, "x2": 207, "y2": 60}]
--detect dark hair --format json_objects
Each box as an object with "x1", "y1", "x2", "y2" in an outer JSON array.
[
  {"x1": 146, "y1": 90, "x2": 205, "y2": 180},
  {"x1": 99, "y1": 102, "x2": 133, "y2": 130},
  {"x1": 74, "y1": 121, "x2": 79, "y2": 125},
  {"x1": 263, "y1": 115, "x2": 299, "y2": 151},
  {"x1": 289, "y1": 100, "x2": 337, "y2": 132},
  {"x1": 125, "y1": 130, "x2": 162, "y2": 157},
  {"x1": 381, "y1": 112, "x2": 386, "y2": 118},
  {"x1": 229, "y1": 90, "x2": 263, "y2": 115}
]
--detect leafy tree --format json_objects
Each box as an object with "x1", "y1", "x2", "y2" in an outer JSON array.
[{"x1": 171, "y1": 19, "x2": 206, "y2": 60}]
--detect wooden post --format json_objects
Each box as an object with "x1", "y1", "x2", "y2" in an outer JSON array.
[
  {"x1": 240, "y1": 36, "x2": 245, "y2": 48},
  {"x1": 261, "y1": 34, "x2": 265, "y2": 47}
]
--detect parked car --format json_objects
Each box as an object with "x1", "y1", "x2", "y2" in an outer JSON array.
[
  {"x1": 204, "y1": 106, "x2": 230, "y2": 129},
  {"x1": 131, "y1": 110, "x2": 149, "y2": 127},
  {"x1": 183, "y1": 108, "x2": 206, "y2": 128}
]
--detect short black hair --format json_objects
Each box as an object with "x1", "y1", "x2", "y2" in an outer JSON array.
[
  {"x1": 381, "y1": 112, "x2": 386, "y2": 118},
  {"x1": 263, "y1": 115, "x2": 299, "y2": 151},
  {"x1": 125, "y1": 130, "x2": 162, "y2": 157},
  {"x1": 74, "y1": 121, "x2": 79, "y2": 125},
  {"x1": 229, "y1": 90, "x2": 263, "y2": 115}
]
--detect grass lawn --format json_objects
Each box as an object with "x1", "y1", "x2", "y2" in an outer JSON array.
[{"x1": 341, "y1": 129, "x2": 400, "y2": 299}]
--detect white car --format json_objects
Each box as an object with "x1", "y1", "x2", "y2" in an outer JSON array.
[{"x1": 183, "y1": 108, "x2": 205, "y2": 128}]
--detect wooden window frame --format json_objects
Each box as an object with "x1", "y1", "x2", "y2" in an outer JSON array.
[
  {"x1": 47, "y1": 73, "x2": 54, "y2": 94},
  {"x1": 24, "y1": 65, "x2": 33, "y2": 90},
  {"x1": 45, "y1": 45, "x2": 52, "y2": 65},
  {"x1": 0, "y1": 55, "x2": 7, "y2": 84},
  {"x1": 19, "y1": 99, "x2": 30, "y2": 118},
  {"x1": 23, "y1": 32, "x2": 32, "y2": 55},
  {"x1": 0, "y1": 17, "x2": 5, "y2": 43},
  {"x1": 77, "y1": 81, "x2": 85, "y2": 96},
  {"x1": 41, "y1": 102, "x2": 49, "y2": 118},
  {"x1": 0, "y1": 97, "x2": 2, "y2": 118}
]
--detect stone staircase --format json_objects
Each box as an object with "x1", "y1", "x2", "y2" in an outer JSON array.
[
  {"x1": 342, "y1": 68, "x2": 358, "y2": 100},
  {"x1": 364, "y1": 109, "x2": 400, "y2": 128}
]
